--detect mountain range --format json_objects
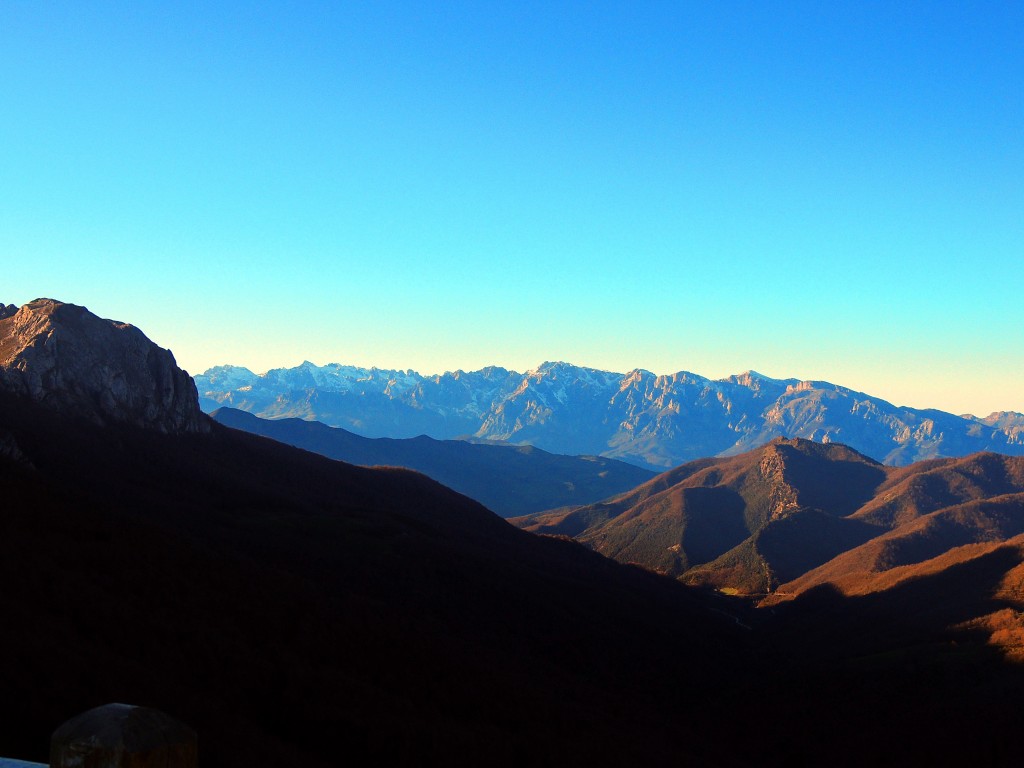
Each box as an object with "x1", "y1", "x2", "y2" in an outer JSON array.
[
  {"x1": 513, "y1": 438, "x2": 1024, "y2": 621},
  {"x1": 5, "y1": 298, "x2": 1024, "y2": 766},
  {"x1": 211, "y1": 407, "x2": 655, "y2": 517},
  {"x1": 195, "y1": 361, "x2": 1024, "y2": 470}
]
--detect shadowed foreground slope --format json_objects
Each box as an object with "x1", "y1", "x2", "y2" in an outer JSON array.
[
  {"x1": 10, "y1": 404, "x2": 1024, "y2": 767},
  {"x1": 0, "y1": 300, "x2": 743, "y2": 766},
  {"x1": 0, "y1": 392, "x2": 748, "y2": 767}
]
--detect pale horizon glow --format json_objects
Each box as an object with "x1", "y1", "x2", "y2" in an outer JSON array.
[
  {"x1": 3, "y1": 3, "x2": 1021, "y2": 418},
  {"x1": 3, "y1": 290, "x2": 1018, "y2": 417}
]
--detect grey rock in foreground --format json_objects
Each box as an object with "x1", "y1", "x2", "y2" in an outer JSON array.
[
  {"x1": 0, "y1": 299, "x2": 209, "y2": 434},
  {"x1": 50, "y1": 703, "x2": 197, "y2": 768}
]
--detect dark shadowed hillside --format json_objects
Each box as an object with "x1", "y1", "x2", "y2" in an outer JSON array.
[
  {"x1": 0, "y1": 300, "x2": 744, "y2": 767},
  {"x1": 211, "y1": 406, "x2": 656, "y2": 517},
  {"x1": 0, "y1": 394, "x2": 750, "y2": 767}
]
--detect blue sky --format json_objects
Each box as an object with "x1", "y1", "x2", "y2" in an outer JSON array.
[{"x1": 2, "y1": 1, "x2": 1021, "y2": 415}]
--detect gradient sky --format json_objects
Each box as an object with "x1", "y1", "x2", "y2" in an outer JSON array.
[{"x1": 2, "y1": 2, "x2": 1022, "y2": 415}]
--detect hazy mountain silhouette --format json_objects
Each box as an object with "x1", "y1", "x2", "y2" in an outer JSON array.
[
  {"x1": 211, "y1": 406, "x2": 656, "y2": 517},
  {"x1": 196, "y1": 361, "x2": 1024, "y2": 470}
]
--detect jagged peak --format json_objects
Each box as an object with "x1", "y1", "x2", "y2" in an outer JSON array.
[
  {"x1": 529, "y1": 360, "x2": 572, "y2": 375},
  {"x1": 659, "y1": 370, "x2": 709, "y2": 385},
  {"x1": 202, "y1": 363, "x2": 257, "y2": 376},
  {"x1": 477, "y1": 364, "x2": 511, "y2": 376},
  {"x1": 620, "y1": 368, "x2": 656, "y2": 385},
  {"x1": 527, "y1": 361, "x2": 620, "y2": 379},
  {"x1": 976, "y1": 411, "x2": 1024, "y2": 426},
  {"x1": 718, "y1": 370, "x2": 792, "y2": 389},
  {"x1": 725, "y1": 369, "x2": 764, "y2": 381}
]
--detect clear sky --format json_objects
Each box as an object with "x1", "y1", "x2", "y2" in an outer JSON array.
[{"x1": 2, "y1": 1, "x2": 1021, "y2": 416}]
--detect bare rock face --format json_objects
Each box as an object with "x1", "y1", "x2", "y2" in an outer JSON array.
[
  {"x1": 50, "y1": 702, "x2": 198, "y2": 768},
  {"x1": 0, "y1": 298, "x2": 210, "y2": 434},
  {"x1": 0, "y1": 428, "x2": 31, "y2": 466}
]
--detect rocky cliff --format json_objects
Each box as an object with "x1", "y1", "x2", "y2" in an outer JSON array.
[{"x1": 0, "y1": 298, "x2": 209, "y2": 434}]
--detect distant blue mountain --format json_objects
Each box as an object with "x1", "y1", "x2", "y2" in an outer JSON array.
[
  {"x1": 210, "y1": 407, "x2": 655, "y2": 517},
  {"x1": 195, "y1": 361, "x2": 1024, "y2": 470}
]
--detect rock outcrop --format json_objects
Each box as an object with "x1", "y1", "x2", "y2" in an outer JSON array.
[{"x1": 0, "y1": 298, "x2": 209, "y2": 434}]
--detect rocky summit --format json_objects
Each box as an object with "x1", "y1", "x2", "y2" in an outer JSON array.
[{"x1": 0, "y1": 299, "x2": 208, "y2": 434}]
